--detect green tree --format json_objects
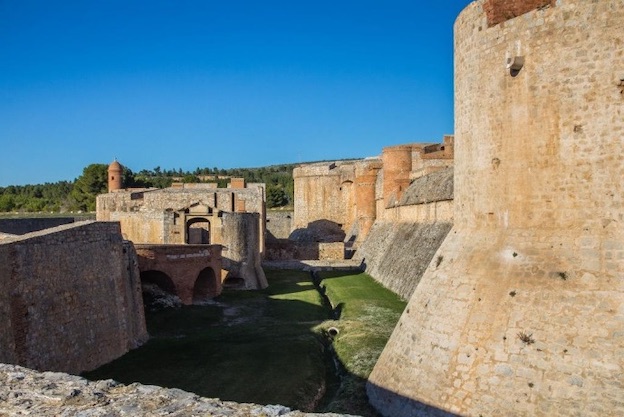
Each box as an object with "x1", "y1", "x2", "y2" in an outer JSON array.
[
  {"x1": 70, "y1": 163, "x2": 108, "y2": 211},
  {"x1": 0, "y1": 194, "x2": 15, "y2": 211},
  {"x1": 266, "y1": 185, "x2": 288, "y2": 208},
  {"x1": 182, "y1": 174, "x2": 199, "y2": 183}
]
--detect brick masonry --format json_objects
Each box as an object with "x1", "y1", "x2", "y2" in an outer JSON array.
[
  {"x1": 484, "y1": 0, "x2": 556, "y2": 27},
  {"x1": 0, "y1": 221, "x2": 147, "y2": 374},
  {"x1": 367, "y1": 1, "x2": 624, "y2": 415},
  {"x1": 135, "y1": 244, "x2": 224, "y2": 304}
]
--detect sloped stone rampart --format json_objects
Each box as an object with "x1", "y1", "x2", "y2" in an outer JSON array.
[
  {"x1": 398, "y1": 166, "x2": 453, "y2": 206},
  {"x1": 356, "y1": 167, "x2": 454, "y2": 300},
  {"x1": 355, "y1": 222, "x2": 452, "y2": 300},
  {"x1": 0, "y1": 221, "x2": 147, "y2": 374},
  {"x1": 0, "y1": 364, "x2": 356, "y2": 417}
]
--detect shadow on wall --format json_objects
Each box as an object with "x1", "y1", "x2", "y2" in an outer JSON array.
[
  {"x1": 221, "y1": 256, "x2": 268, "y2": 290},
  {"x1": 265, "y1": 219, "x2": 347, "y2": 261},
  {"x1": 289, "y1": 219, "x2": 346, "y2": 243},
  {"x1": 0, "y1": 217, "x2": 76, "y2": 235},
  {"x1": 366, "y1": 382, "x2": 463, "y2": 417}
]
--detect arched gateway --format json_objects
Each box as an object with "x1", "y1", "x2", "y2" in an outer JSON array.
[{"x1": 134, "y1": 244, "x2": 223, "y2": 304}]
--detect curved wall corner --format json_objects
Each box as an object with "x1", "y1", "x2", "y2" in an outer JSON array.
[{"x1": 368, "y1": 1, "x2": 624, "y2": 416}]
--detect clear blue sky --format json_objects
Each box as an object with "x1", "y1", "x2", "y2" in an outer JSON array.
[{"x1": 0, "y1": 0, "x2": 471, "y2": 186}]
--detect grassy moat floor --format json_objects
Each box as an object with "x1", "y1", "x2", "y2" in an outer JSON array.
[{"x1": 84, "y1": 269, "x2": 406, "y2": 416}]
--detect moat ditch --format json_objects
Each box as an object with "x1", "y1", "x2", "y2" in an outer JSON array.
[{"x1": 84, "y1": 269, "x2": 406, "y2": 416}]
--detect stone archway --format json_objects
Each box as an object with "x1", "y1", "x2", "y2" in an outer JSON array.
[
  {"x1": 140, "y1": 270, "x2": 177, "y2": 295},
  {"x1": 186, "y1": 217, "x2": 210, "y2": 244},
  {"x1": 192, "y1": 267, "x2": 218, "y2": 303},
  {"x1": 140, "y1": 269, "x2": 180, "y2": 310}
]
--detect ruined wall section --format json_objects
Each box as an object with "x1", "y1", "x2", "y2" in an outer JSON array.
[
  {"x1": 0, "y1": 222, "x2": 147, "y2": 374},
  {"x1": 356, "y1": 167, "x2": 454, "y2": 300},
  {"x1": 368, "y1": 1, "x2": 624, "y2": 416}
]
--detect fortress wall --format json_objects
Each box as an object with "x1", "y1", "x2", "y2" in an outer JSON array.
[
  {"x1": 383, "y1": 200, "x2": 453, "y2": 224},
  {"x1": 111, "y1": 211, "x2": 170, "y2": 244},
  {"x1": 293, "y1": 162, "x2": 356, "y2": 234},
  {"x1": 266, "y1": 210, "x2": 294, "y2": 240},
  {"x1": 0, "y1": 246, "x2": 16, "y2": 364},
  {"x1": 0, "y1": 217, "x2": 75, "y2": 235},
  {"x1": 356, "y1": 168, "x2": 454, "y2": 300},
  {"x1": 0, "y1": 221, "x2": 147, "y2": 374},
  {"x1": 355, "y1": 221, "x2": 452, "y2": 300},
  {"x1": 96, "y1": 191, "x2": 151, "y2": 221},
  {"x1": 368, "y1": 1, "x2": 624, "y2": 416},
  {"x1": 141, "y1": 188, "x2": 265, "y2": 214}
]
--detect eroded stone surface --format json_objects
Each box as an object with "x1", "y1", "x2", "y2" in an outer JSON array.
[{"x1": 0, "y1": 364, "x2": 358, "y2": 417}]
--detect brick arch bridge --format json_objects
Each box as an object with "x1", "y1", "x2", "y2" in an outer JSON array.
[{"x1": 134, "y1": 244, "x2": 223, "y2": 304}]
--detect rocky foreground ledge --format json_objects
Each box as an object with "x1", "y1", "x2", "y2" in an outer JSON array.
[{"x1": 0, "y1": 364, "x2": 357, "y2": 417}]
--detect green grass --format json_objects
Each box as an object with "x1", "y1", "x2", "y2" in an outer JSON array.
[
  {"x1": 85, "y1": 269, "x2": 329, "y2": 411},
  {"x1": 83, "y1": 269, "x2": 406, "y2": 415},
  {"x1": 318, "y1": 271, "x2": 407, "y2": 416}
]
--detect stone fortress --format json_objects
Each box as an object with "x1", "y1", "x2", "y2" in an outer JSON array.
[
  {"x1": 97, "y1": 163, "x2": 268, "y2": 296},
  {"x1": 286, "y1": 135, "x2": 455, "y2": 299},
  {"x1": 0, "y1": 162, "x2": 270, "y2": 375},
  {"x1": 1, "y1": 0, "x2": 623, "y2": 415}
]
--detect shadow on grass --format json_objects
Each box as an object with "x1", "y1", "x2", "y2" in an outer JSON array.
[
  {"x1": 83, "y1": 269, "x2": 459, "y2": 416},
  {"x1": 84, "y1": 270, "x2": 333, "y2": 411}
]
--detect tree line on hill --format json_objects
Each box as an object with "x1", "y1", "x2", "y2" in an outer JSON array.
[{"x1": 0, "y1": 163, "x2": 296, "y2": 213}]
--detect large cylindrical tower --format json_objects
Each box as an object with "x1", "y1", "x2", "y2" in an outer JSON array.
[
  {"x1": 354, "y1": 159, "x2": 382, "y2": 243},
  {"x1": 368, "y1": 1, "x2": 624, "y2": 416},
  {"x1": 381, "y1": 144, "x2": 412, "y2": 207}
]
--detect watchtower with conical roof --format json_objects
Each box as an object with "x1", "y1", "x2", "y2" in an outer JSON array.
[{"x1": 108, "y1": 160, "x2": 123, "y2": 192}]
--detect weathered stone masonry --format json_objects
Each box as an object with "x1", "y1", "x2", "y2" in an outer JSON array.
[
  {"x1": 0, "y1": 221, "x2": 148, "y2": 375},
  {"x1": 355, "y1": 167, "x2": 454, "y2": 300},
  {"x1": 97, "y1": 179, "x2": 268, "y2": 291},
  {"x1": 368, "y1": 1, "x2": 624, "y2": 416},
  {"x1": 291, "y1": 135, "x2": 454, "y2": 264}
]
